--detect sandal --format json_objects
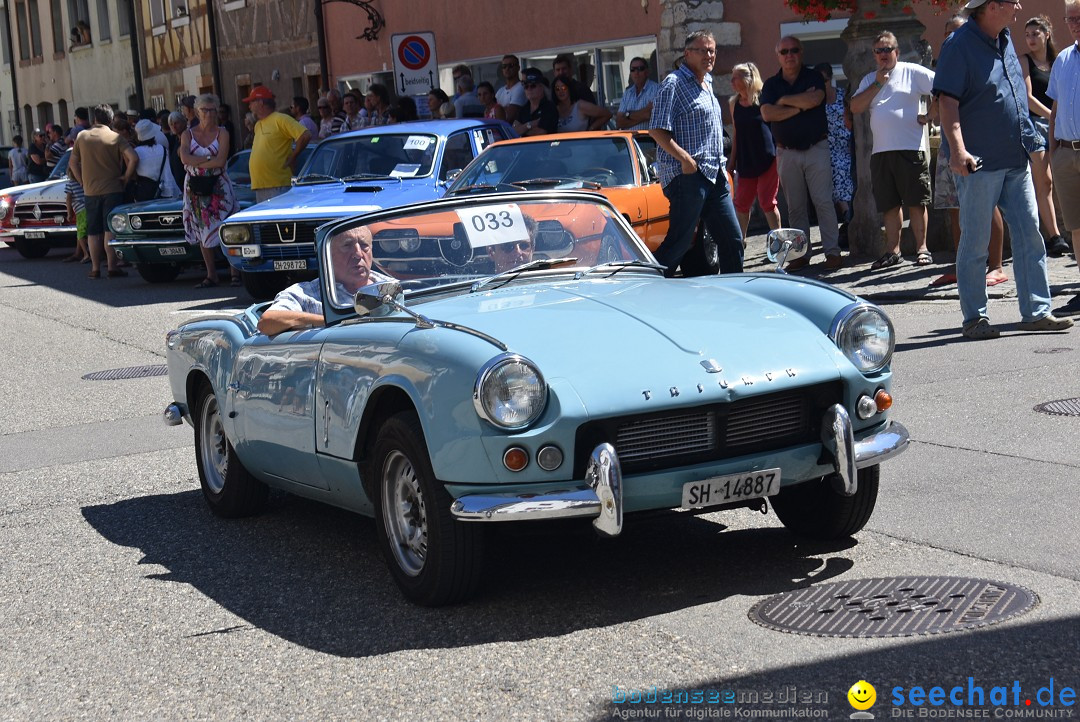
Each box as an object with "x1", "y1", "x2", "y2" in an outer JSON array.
[
  {"x1": 962, "y1": 318, "x2": 1000, "y2": 340},
  {"x1": 915, "y1": 251, "x2": 933, "y2": 266},
  {"x1": 870, "y1": 252, "x2": 902, "y2": 271},
  {"x1": 194, "y1": 278, "x2": 218, "y2": 288},
  {"x1": 87, "y1": 269, "x2": 100, "y2": 279},
  {"x1": 230, "y1": 276, "x2": 242, "y2": 287},
  {"x1": 930, "y1": 273, "x2": 957, "y2": 287}
]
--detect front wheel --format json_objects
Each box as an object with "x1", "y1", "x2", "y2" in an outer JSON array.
[
  {"x1": 135, "y1": 263, "x2": 182, "y2": 284},
  {"x1": 13, "y1": 238, "x2": 49, "y2": 259},
  {"x1": 679, "y1": 222, "x2": 719, "y2": 277},
  {"x1": 770, "y1": 465, "x2": 879, "y2": 539},
  {"x1": 193, "y1": 382, "x2": 268, "y2": 517},
  {"x1": 372, "y1": 411, "x2": 485, "y2": 606}
]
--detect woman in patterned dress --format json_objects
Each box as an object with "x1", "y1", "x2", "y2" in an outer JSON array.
[
  {"x1": 179, "y1": 93, "x2": 239, "y2": 288},
  {"x1": 815, "y1": 63, "x2": 854, "y2": 223}
]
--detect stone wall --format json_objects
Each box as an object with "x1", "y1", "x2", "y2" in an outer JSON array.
[{"x1": 658, "y1": 0, "x2": 740, "y2": 89}]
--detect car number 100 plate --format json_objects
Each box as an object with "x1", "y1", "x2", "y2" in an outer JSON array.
[
  {"x1": 681, "y1": 468, "x2": 781, "y2": 509},
  {"x1": 273, "y1": 260, "x2": 307, "y2": 271}
]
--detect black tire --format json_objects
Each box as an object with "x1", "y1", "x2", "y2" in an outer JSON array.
[
  {"x1": 241, "y1": 270, "x2": 288, "y2": 300},
  {"x1": 679, "y1": 222, "x2": 719, "y2": 277},
  {"x1": 371, "y1": 411, "x2": 484, "y2": 606},
  {"x1": 193, "y1": 382, "x2": 268, "y2": 517},
  {"x1": 135, "y1": 263, "x2": 182, "y2": 284},
  {"x1": 597, "y1": 232, "x2": 621, "y2": 265},
  {"x1": 13, "y1": 238, "x2": 49, "y2": 259},
  {"x1": 770, "y1": 465, "x2": 879, "y2": 540}
]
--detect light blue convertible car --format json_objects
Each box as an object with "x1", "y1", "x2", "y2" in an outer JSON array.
[{"x1": 164, "y1": 192, "x2": 908, "y2": 606}]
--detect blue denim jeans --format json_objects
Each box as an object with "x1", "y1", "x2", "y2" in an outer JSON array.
[
  {"x1": 655, "y1": 170, "x2": 743, "y2": 276},
  {"x1": 955, "y1": 165, "x2": 1051, "y2": 325}
]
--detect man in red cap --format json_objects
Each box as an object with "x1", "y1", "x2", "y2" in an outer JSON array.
[{"x1": 243, "y1": 85, "x2": 312, "y2": 202}]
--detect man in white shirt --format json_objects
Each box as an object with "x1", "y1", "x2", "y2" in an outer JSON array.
[
  {"x1": 1049, "y1": 0, "x2": 1080, "y2": 294},
  {"x1": 616, "y1": 57, "x2": 660, "y2": 130},
  {"x1": 496, "y1": 55, "x2": 526, "y2": 123},
  {"x1": 850, "y1": 30, "x2": 936, "y2": 270}
]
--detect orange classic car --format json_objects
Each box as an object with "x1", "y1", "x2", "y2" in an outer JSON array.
[{"x1": 446, "y1": 130, "x2": 734, "y2": 276}]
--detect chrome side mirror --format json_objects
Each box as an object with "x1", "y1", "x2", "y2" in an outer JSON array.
[
  {"x1": 766, "y1": 228, "x2": 809, "y2": 273},
  {"x1": 443, "y1": 169, "x2": 463, "y2": 186},
  {"x1": 353, "y1": 280, "x2": 404, "y2": 317},
  {"x1": 647, "y1": 162, "x2": 659, "y2": 183}
]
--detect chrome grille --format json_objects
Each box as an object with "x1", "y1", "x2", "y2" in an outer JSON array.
[
  {"x1": 14, "y1": 202, "x2": 67, "y2": 222},
  {"x1": 726, "y1": 392, "x2": 807, "y2": 447},
  {"x1": 253, "y1": 220, "x2": 323, "y2": 245},
  {"x1": 257, "y1": 243, "x2": 315, "y2": 260},
  {"x1": 615, "y1": 411, "x2": 716, "y2": 463},
  {"x1": 131, "y1": 212, "x2": 184, "y2": 232}
]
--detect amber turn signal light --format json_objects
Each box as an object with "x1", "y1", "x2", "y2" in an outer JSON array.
[
  {"x1": 874, "y1": 389, "x2": 893, "y2": 412},
  {"x1": 503, "y1": 447, "x2": 529, "y2": 471}
]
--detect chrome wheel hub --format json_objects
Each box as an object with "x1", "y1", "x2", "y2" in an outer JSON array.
[
  {"x1": 198, "y1": 395, "x2": 227, "y2": 494},
  {"x1": 381, "y1": 450, "x2": 428, "y2": 577}
]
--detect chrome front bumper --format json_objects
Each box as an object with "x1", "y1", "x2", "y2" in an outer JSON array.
[{"x1": 450, "y1": 406, "x2": 909, "y2": 537}]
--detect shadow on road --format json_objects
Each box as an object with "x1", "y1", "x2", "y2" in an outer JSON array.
[{"x1": 82, "y1": 489, "x2": 855, "y2": 657}]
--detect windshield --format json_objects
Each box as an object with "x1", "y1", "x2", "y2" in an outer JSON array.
[
  {"x1": 49, "y1": 151, "x2": 71, "y2": 180},
  {"x1": 299, "y1": 133, "x2": 439, "y2": 182},
  {"x1": 321, "y1": 197, "x2": 653, "y2": 310},
  {"x1": 450, "y1": 137, "x2": 637, "y2": 191}
]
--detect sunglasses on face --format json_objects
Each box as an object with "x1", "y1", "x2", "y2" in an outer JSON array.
[
  {"x1": 778, "y1": 47, "x2": 801, "y2": 55},
  {"x1": 873, "y1": 46, "x2": 897, "y2": 54},
  {"x1": 524, "y1": 82, "x2": 539, "y2": 89},
  {"x1": 630, "y1": 66, "x2": 647, "y2": 72}
]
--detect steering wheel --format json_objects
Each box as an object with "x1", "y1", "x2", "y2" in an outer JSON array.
[{"x1": 580, "y1": 167, "x2": 617, "y2": 186}]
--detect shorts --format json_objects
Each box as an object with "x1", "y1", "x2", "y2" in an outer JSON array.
[
  {"x1": 733, "y1": 159, "x2": 779, "y2": 215},
  {"x1": 75, "y1": 208, "x2": 87, "y2": 238},
  {"x1": 1051, "y1": 144, "x2": 1080, "y2": 230},
  {"x1": 932, "y1": 152, "x2": 958, "y2": 210},
  {"x1": 870, "y1": 150, "x2": 931, "y2": 212},
  {"x1": 1031, "y1": 116, "x2": 1050, "y2": 153},
  {"x1": 84, "y1": 192, "x2": 125, "y2": 236}
]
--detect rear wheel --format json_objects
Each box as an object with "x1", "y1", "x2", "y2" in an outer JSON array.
[
  {"x1": 13, "y1": 238, "x2": 49, "y2": 259},
  {"x1": 193, "y1": 382, "x2": 268, "y2": 517},
  {"x1": 679, "y1": 222, "x2": 719, "y2": 277},
  {"x1": 135, "y1": 263, "x2": 182, "y2": 284},
  {"x1": 241, "y1": 270, "x2": 288, "y2": 300},
  {"x1": 372, "y1": 411, "x2": 485, "y2": 606},
  {"x1": 770, "y1": 465, "x2": 879, "y2": 539}
]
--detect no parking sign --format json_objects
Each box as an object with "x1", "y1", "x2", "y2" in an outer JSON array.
[{"x1": 391, "y1": 32, "x2": 439, "y2": 96}]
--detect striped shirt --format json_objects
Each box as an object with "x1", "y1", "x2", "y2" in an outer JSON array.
[
  {"x1": 65, "y1": 178, "x2": 85, "y2": 213},
  {"x1": 650, "y1": 64, "x2": 726, "y2": 186}
]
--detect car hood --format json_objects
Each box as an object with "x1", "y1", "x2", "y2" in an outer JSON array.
[
  {"x1": 414, "y1": 275, "x2": 846, "y2": 407},
  {"x1": 112, "y1": 197, "x2": 185, "y2": 215},
  {"x1": 10, "y1": 179, "x2": 66, "y2": 202},
  {"x1": 226, "y1": 182, "x2": 444, "y2": 223}
]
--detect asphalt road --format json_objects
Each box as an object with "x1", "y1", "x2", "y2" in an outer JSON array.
[{"x1": 1, "y1": 241, "x2": 1078, "y2": 721}]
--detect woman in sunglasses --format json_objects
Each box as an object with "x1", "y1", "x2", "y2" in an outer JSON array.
[
  {"x1": 553, "y1": 75, "x2": 611, "y2": 133},
  {"x1": 512, "y1": 69, "x2": 558, "y2": 137}
]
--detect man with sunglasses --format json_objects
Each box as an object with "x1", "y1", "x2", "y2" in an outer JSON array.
[
  {"x1": 488, "y1": 216, "x2": 538, "y2": 272},
  {"x1": 497, "y1": 55, "x2": 526, "y2": 123},
  {"x1": 616, "y1": 57, "x2": 659, "y2": 131},
  {"x1": 850, "y1": 31, "x2": 936, "y2": 272},
  {"x1": 934, "y1": 0, "x2": 1072, "y2": 339},
  {"x1": 761, "y1": 35, "x2": 842, "y2": 270},
  {"x1": 512, "y1": 68, "x2": 558, "y2": 137}
]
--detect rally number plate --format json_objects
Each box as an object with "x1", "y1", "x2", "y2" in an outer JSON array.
[
  {"x1": 273, "y1": 260, "x2": 307, "y2": 271},
  {"x1": 681, "y1": 468, "x2": 781, "y2": 509}
]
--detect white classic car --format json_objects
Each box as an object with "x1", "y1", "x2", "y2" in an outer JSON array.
[{"x1": 0, "y1": 150, "x2": 74, "y2": 258}]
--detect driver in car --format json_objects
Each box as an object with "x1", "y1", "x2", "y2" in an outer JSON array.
[
  {"x1": 487, "y1": 215, "x2": 538, "y2": 272},
  {"x1": 257, "y1": 225, "x2": 391, "y2": 335}
]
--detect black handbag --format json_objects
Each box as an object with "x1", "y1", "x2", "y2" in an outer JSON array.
[
  {"x1": 188, "y1": 173, "x2": 218, "y2": 197},
  {"x1": 129, "y1": 148, "x2": 168, "y2": 203}
]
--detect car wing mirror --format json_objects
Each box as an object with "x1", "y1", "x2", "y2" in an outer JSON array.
[
  {"x1": 441, "y1": 169, "x2": 463, "y2": 186},
  {"x1": 766, "y1": 228, "x2": 809, "y2": 274},
  {"x1": 354, "y1": 280, "x2": 404, "y2": 317},
  {"x1": 647, "y1": 162, "x2": 659, "y2": 183}
]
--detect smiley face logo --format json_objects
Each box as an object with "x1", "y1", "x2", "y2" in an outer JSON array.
[{"x1": 848, "y1": 680, "x2": 877, "y2": 710}]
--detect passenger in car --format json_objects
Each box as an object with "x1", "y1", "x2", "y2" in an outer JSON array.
[{"x1": 487, "y1": 215, "x2": 538, "y2": 271}]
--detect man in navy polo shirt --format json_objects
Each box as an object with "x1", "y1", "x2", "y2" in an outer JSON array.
[
  {"x1": 935, "y1": 0, "x2": 1072, "y2": 339},
  {"x1": 760, "y1": 35, "x2": 842, "y2": 271},
  {"x1": 649, "y1": 29, "x2": 743, "y2": 277}
]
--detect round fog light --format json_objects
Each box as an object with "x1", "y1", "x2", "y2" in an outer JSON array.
[
  {"x1": 536, "y1": 445, "x2": 563, "y2": 471},
  {"x1": 130, "y1": 216, "x2": 142, "y2": 230},
  {"x1": 874, "y1": 389, "x2": 893, "y2": 412},
  {"x1": 856, "y1": 395, "x2": 877, "y2": 420},
  {"x1": 503, "y1": 447, "x2": 529, "y2": 472},
  {"x1": 114, "y1": 250, "x2": 125, "y2": 260}
]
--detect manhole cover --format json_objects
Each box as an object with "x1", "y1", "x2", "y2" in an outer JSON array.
[
  {"x1": 82, "y1": 364, "x2": 168, "y2": 381},
  {"x1": 1034, "y1": 398, "x2": 1080, "y2": 418},
  {"x1": 1033, "y1": 347, "x2": 1072, "y2": 354},
  {"x1": 749, "y1": 577, "x2": 1037, "y2": 638}
]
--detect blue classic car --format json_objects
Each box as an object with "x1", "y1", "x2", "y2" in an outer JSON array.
[
  {"x1": 217, "y1": 119, "x2": 513, "y2": 299},
  {"x1": 164, "y1": 192, "x2": 908, "y2": 606}
]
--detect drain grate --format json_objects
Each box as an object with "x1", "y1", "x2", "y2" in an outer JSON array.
[
  {"x1": 1034, "y1": 397, "x2": 1080, "y2": 418},
  {"x1": 748, "y1": 577, "x2": 1037, "y2": 638},
  {"x1": 82, "y1": 364, "x2": 169, "y2": 381}
]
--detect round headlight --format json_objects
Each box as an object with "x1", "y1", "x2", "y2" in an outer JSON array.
[
  {"x1": 220, "y1": 224, "x2": 252, "y2": 245},
  {"x1": 399, "y1": 235, "x2": 421, "y2": 253},
  {"x1": 831, "y1": 304, "x2": 894, "y2": 373},
  {"x1": 0, "y1": 197, "x2": 11, "y2": 218},
  {"x1": 473, "y1": 354, "x2": 547, "y2": 430},
  {"x1": 379, "y1": 238, "x2": 401, "y2": 253},
  {"x1": 109, "y1": 213, "x2": 128, "y2": 234},
  {"x1": 130, "y1": 215, "x2": 142, "y2": 230}
]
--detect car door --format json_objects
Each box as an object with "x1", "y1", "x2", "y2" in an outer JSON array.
[
  {"x1": 631, "y1": 133, "x2": 669, "y2": 252},
  {"x1": 231, "y1": 330, "x2": 329, "y2": 489}
]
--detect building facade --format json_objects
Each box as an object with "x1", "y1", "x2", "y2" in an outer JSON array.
[
  {"x1": 136, "y1": 0, "x2": 214, "y2": 114},
  {"x1": 66, "y1": 0, "x2": 138, "y2": 113},
  {"x1": 7, "y1": 0, "x2": 74, "y2": 134}
]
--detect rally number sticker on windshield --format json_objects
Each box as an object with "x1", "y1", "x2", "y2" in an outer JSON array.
[
  {"x1": 390, "y1": 163, "x2": 421, "y2": 178},
  {"x1": 403, "y1": 135, "x2": 432, "y2": 151},
  {"x1": 456, "y1": 204, "x2": 529, "y2": 248}
]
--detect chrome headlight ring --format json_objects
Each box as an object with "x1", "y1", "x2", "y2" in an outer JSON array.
[
  {"x1": 109, "y1": 213, "x2": 128, "y2": 234},
  {"x1": 473, "y1": 353, "x2": 547, "y2": 430},
  {"x1": 220, "y1": 224, "x2": 252, "y2": 245},
  {"x1": 829, "y1": 303, "x2": 895, "y2": 374}
]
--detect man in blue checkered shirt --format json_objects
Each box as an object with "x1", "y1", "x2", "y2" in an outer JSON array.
[{"x1": 649, "y1": 30, "x2": 743, "y2": 277}]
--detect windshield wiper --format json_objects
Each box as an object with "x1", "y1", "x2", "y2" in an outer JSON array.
[
  {"x1": 446, "y1": 182, "x2": 526, "y2": 195},
  {"x1": 574, "y1": 259, "x2": 667, "y2": 279},
  {"x1": 513, "y1": 177, "x2": 602, "y2": 190},
  {"x1": 295, "y1": 173, "x2": 342, "y2": 185},
  {"x1": 471, "y1": 257, "x2": 580, "y2": 293},
  {"x1": 340, "y1": 173, "x2": 402, "y2": 183}
]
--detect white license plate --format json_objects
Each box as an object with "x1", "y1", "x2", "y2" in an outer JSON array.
[
  {"x1": 273, "y1": 260, "x2": 307, "y2": 271},
  {"x1": 24, "y1": 231, "x2": 45, "y2": 239},
  {"x1": 681, "y1": 467, "x2": 782, "y2": 509},
  {"x1": 159, "y1": 247, "x2": 186, "y2": 256}
]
